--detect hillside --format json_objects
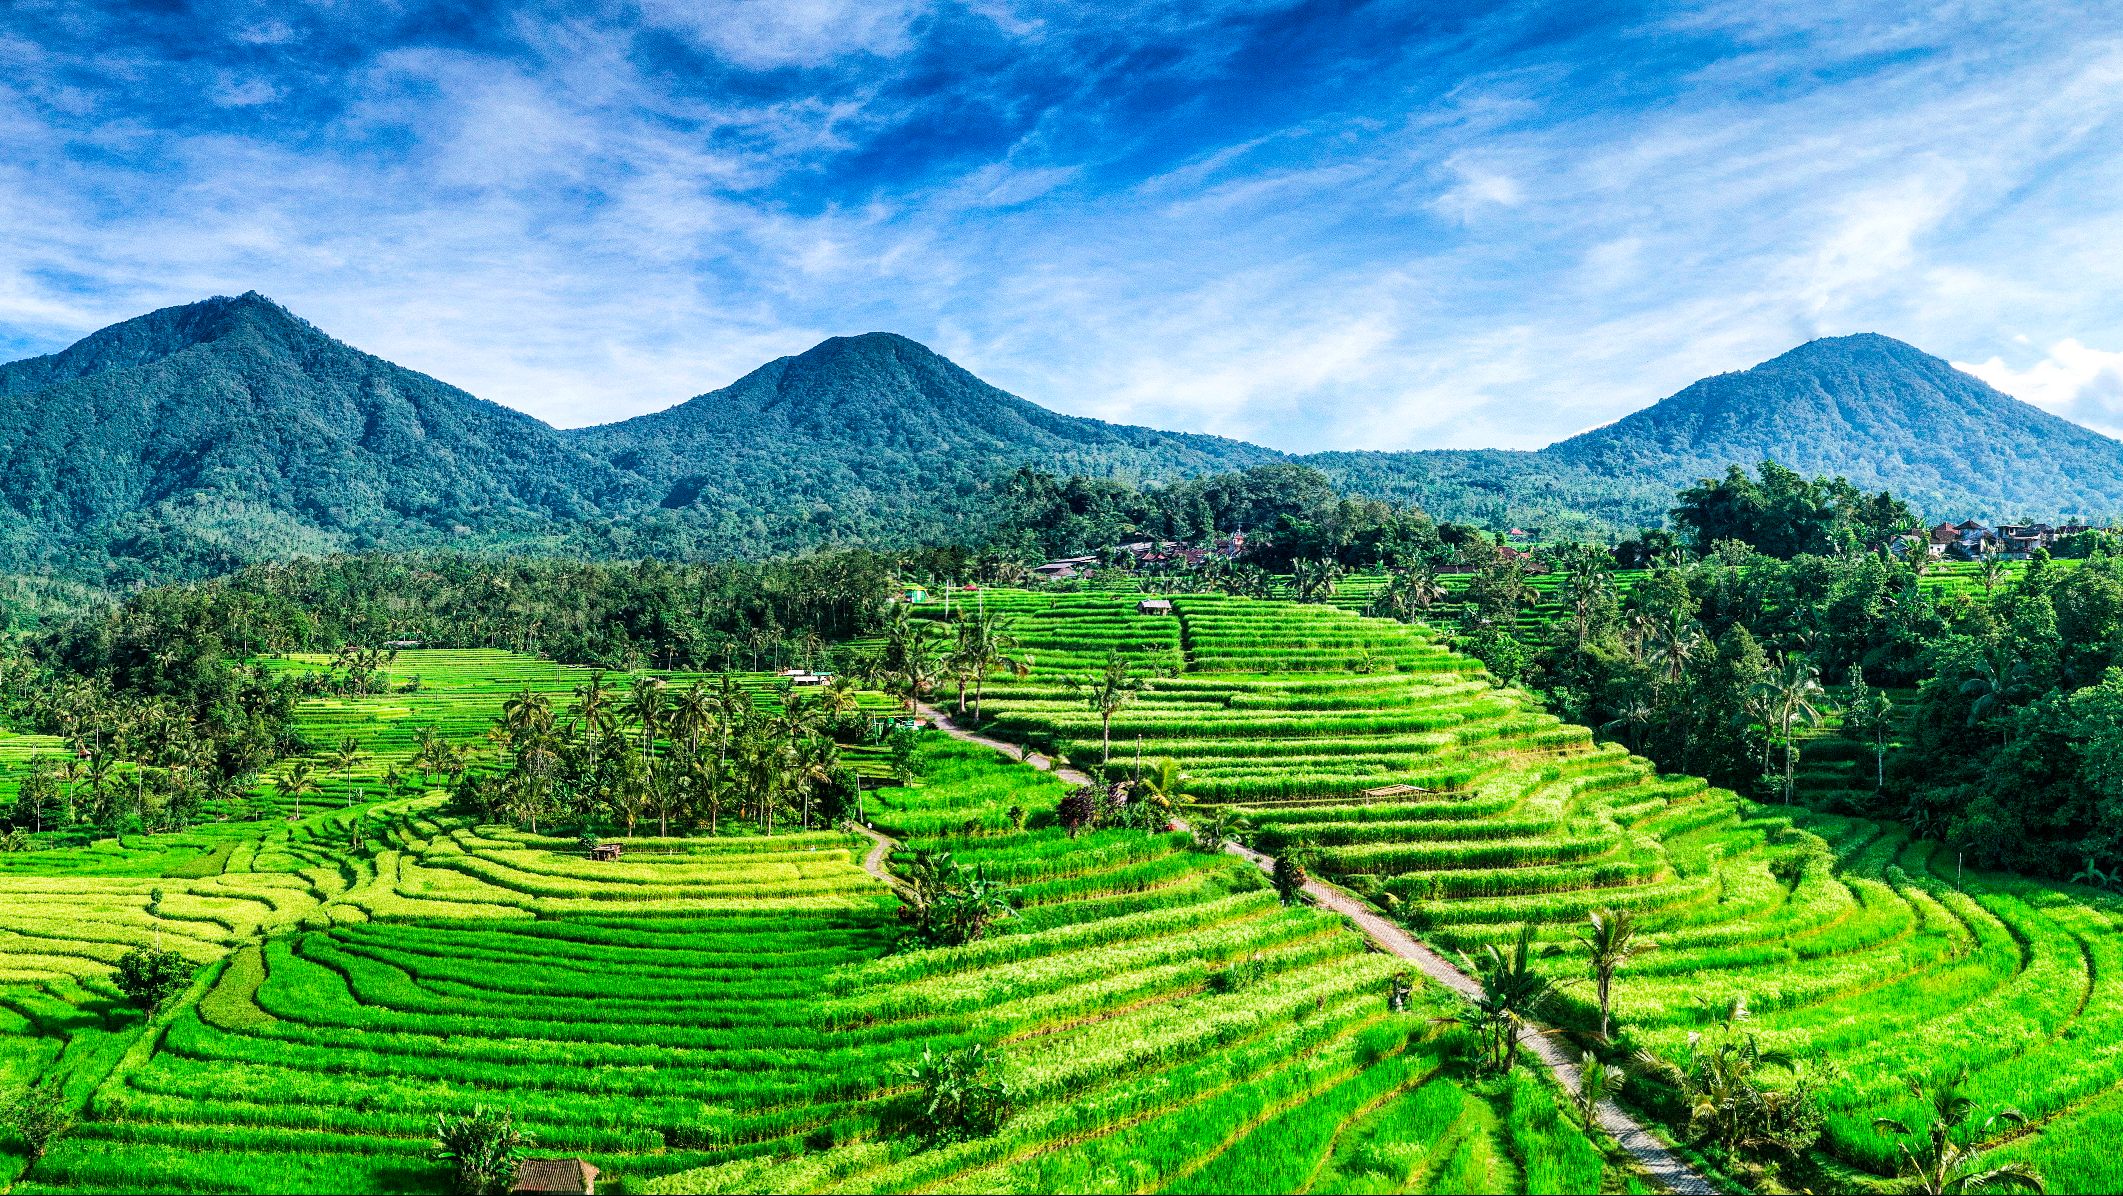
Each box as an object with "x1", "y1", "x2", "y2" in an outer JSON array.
[
  {"x1": 8, "y1": 298, "x2": 2123, "y2": 583},
  {"x1": 569, "y1": 331, "x2": 1282, "y2": 554},
  {"x1": 0, "y1": 299, "x2": 1280, "y2": 578},
  {"x1": 1318, "y1": 334, "x2": 2123, "y2": 529},
  {"x1": 0, "y1": 293, "x2": 631, "y2": 579}
]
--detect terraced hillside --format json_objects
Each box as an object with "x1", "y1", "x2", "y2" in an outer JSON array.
[
  {"x1": 963, "y1": 588, "x2": 2123, "y2": 1191},
  {"x1": 646, "y1": 738, "x2": 1619, "y2": 1195},
  {"x1": 2, "y1": 648, "x2": 1625, "y2": 1194}
]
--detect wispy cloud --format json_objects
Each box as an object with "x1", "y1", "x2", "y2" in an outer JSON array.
[{"x1": 3, "y1": 2, "x2": 2123, "y2": 456}]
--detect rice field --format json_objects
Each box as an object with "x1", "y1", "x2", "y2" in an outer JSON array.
[
  {"x1": 1, "y1": 649, "x2": 1622, "y2": 1193},
  {"x1": 959, "y1": 586, "x2": 2123, "y2": 1192}
]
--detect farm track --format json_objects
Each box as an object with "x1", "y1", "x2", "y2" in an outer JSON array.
[{"x1": 917, "y1": 701, "x2": 1715, "y2": 1195}]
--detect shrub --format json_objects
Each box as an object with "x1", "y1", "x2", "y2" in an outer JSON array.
[
  {"x1": 1209, "y1": 952, "x2": 1269, "y2": 993},
  {"x1": 1273, "y1": 837, "x2": 1315, "y2": 905},
  {"x1": 899, "y1": 1044, "x2": 1012, "y2": 1144},
  {"x1": 431, "y1": 1106, "x2": 534, "y2": 1196},
  {"x1": 3, "y1": 1075, "x2": 73, "y2": 1165}
]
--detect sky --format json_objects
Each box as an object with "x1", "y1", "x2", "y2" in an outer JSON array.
[{"x1": 6, "y1": 1, "x2": 2123, "y2": 451}]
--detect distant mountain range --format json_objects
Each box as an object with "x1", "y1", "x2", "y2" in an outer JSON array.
[{"x1": 4, "y1": 292, "x2": 2121, "y2": 581}]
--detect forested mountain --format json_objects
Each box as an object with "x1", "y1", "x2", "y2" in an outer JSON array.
[
  {"x1": 1318, "y1": 334, "x2": 2123, "y2": 531},
  {"x1": 0, "y1": 297, "x2": 1277, "y2": 580},
  {"x1": 568, "y1": 331, "x2": 1280, "y2": 554},
  {"x1": 0, "y1": 293, "x2": 630, "y2": 580},
  {"x1": 7, "y1": 296, "x2": 2123, "y2": 585}
]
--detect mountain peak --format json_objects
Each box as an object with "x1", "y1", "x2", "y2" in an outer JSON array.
[{"x1": 1543, "y1": 330, "x2": 2123, "y2": 517}]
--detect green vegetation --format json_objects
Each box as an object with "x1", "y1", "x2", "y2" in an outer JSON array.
[{"x1": 941, "y1": 584, "x2": 2123, "y2": 1191}]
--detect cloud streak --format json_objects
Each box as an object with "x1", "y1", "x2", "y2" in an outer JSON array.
[{"x1": 3, "y1": 1, "x2": 2123, "y2": 454}]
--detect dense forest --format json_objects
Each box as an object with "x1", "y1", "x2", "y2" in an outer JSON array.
[{"x1": 1426, "y1": 462, "x2": 2123, "y2": 877}]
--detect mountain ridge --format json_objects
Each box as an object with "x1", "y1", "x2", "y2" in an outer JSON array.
[{"x1": 5, "y1": 294, "x2": 2122, "y2": 581}]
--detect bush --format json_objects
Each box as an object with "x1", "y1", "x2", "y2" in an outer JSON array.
[
  {"x1": 1208, "y1": 952, "x2": 1269, "y2": 993},
  {"x1": 112, "y1": 946, "x2": 196, "y2": 1016},
  {"x1": 899, "y1": 1044, "x2": 1012, "y2": 1144},
  {"x1": 431, "y1": 1106, "x2": 534, "y2": 1196},
  {"x1": 4, "y1": 1075, "x2": 73, "y2": 1165}
]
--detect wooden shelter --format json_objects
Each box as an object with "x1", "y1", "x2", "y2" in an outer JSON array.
[
  {"x1": 512, "y1": 1158, "x2": 599, "y2": 1195},
  {"x1": 588, "y1": 843, "x2": 624, "y2": 862},
  {"x1": 1135, "y1": 599, "x2": 1175, "y2": 616}
]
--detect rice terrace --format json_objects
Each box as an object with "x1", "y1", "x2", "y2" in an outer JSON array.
[{"x1": 12, "y1": 2, "x2": 2123, "y2": 1193}]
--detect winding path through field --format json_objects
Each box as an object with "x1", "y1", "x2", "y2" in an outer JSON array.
[
  {"x1": 914, "y1": 701, "x2": 1717, "y2": 1196},
  {"x1": 852, "y1": 822, "x2": 901, "y2": 889}
]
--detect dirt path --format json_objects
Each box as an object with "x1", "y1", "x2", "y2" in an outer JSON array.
[
  {"x1": 850, "y1": 822, "x2": 904, "y2": 893},
  {"x1": 915, "y1": 701, "x2": 1717, "y2": 1195}
]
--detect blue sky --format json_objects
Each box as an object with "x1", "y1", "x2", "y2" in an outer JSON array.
[{"x1": 6, "y1": 1, "x2": 2123, "y2": 451}]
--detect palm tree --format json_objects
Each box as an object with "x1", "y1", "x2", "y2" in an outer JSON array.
[
  {"x1": 1562, "y1": 549, "x2": 1618, "y2": 651},
  {"x1": 1572, "y1": 1049, "x2": 1624, "y2": 1127},
  {"x1": 276, "y1": 761, "x2": 319, "y2": 821},
  {"x1": 1872, "y1": 1065, "x2": 2044, "y2": 1194},
  {"x1": 1368, "y1": 566, "x2": 1446, "y2": 623},
  {"x1": 1573, "y1": 909, "x2": 1649, "y2": 1041},
  {"x1": 624, "y1": 676, "x2": 667, "y2": 765},
  {"x1": 1444, "y1": 924, "x2": 1560, "y2": 1072},
  {"x1": 957, "y1": 608, "x2": 1028, "y2": 721},
  {"x1": 1600, "y1": 693, "x2": 1657, "y2": 754},
  {"x1": 671, "y1": 680, "x2": 717, "y2": 760},
  {"x1": 1960, "y1": 649, "x2": 2027, "y2": 749},
  {"x1": 1069, "y1": 651, "x2": 1144, "y2": 766},
  {"x1": 330, "y1": 735, "x2": 364, "y2": 782},
  {"x1": 1754, "y1": 654, "x2": 1827, "y2": 803},
  {"x1": 1290, "y1": 557, "x2": 1345, "y2": 604},
  {"x1": 892, "y1": 626, "x2": 946, "y2": 711},
  {"x1": 1977, "y1": 541, "x2": 2009, "y2": 597},
  {"x1": 789, "y1": 734, "x2": 842, "y2": 830}
]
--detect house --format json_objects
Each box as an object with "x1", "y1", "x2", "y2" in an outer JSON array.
[
  {"x1": 588, "y1": 843, "x2": 623, "y2": 862},
  {"x1": 1032, "y1": 556, "x2": 1099, "y2": 582},
  {"x1": 788, "y1": 673, "x2": 831, "y2": 686},
  {"x1": 1135, "y1": 599, "x2": 1174, "y2": 616},
  {"x1": 512, "y1": 1158, "x2": 599, "y2": 1195},
  {"x1": 1927, "y1": 522, "x2": 1960, "y2": 557},
  {"x1": 382, "y1": 639, "x2": 421, "y2": 649},
  {"x1": 1996, "y1": 523, "x2": 2059, "y2": 557}
]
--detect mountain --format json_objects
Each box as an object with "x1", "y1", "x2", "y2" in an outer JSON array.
[
  {"x1": 0, "y1": 293, "x2": 631, "y2": 579},
  {"x1": 1312, "y1": 334, "x2": 2123, "y2": 531},
  {"x1": 7, "y1": 296, "x2": 2120, "y2": 584},
  {"x1": 569, "y1": 332, "x2": 1281, "y2": 554},
  {"x1": 0, "y1": 297, "x2": 1277, "y2": 579}
]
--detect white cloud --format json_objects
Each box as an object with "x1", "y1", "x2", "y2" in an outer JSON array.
[
  {"x1": 635, "y1": 0, "x2": 930, "y2": 69},
  {"x1": 1959, "y1": 339, "x2": 2123, "y2": 438}
]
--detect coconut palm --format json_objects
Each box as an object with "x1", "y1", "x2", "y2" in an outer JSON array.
[
  {"x1": 275, "y1": 761, "x2": 319, "y2": 821},
  {"x1": 1960, "y1": 649, "x2": 2029, "y2": 749},
  {"x1": 1290, "y1": 557, "x2": 1345, "y2": 604},
  {"x1": 1068, "y1": 651, "x2": 1144, "y2": 766},
  {"x1": 329, "y1": 735, "x2": 364, "y2": 783},
  {"x1": 1977, "y1": 541, "x2": 2009, "y2": 597},
  {"x1": 1573, "y1": 909, "x2": 1650, "y2": 1041},
  {"x1": 956, "y1": 608, "x2": 1028, "y2": 721},
  {"x1": 1872, "y1": 1065, "x2": 2043, "y2": 1194},
  {"x1": 1753, "y1": 654, "x2": 1827, "y2": 803},
  {"x1": 625, "y1": 676, "x2": 667, "y2": 764},
  {"x1": 1572, "y1": 1049, "x2": 1624, "y2": 1127},
  {"x1": 1443, "y1": 923, "x2": 1559, "y2": 1072}
]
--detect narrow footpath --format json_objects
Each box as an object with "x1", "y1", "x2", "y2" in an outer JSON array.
[{"x1": 915, "y1": 701, "x2": 1717, "y2": 1196}]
